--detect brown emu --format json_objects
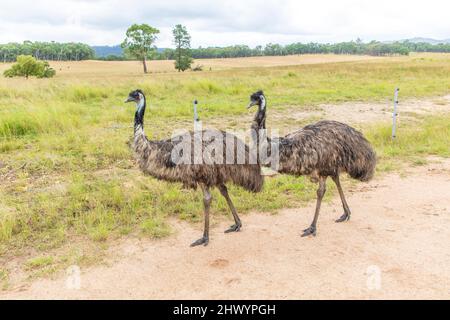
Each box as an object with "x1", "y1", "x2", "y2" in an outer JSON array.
[
  {"x1": 247, "y1": 90, "x2": 376, "y2": 237},
  {"x1": 125, "y1": 89, "x2": 263, "y2": 246}
]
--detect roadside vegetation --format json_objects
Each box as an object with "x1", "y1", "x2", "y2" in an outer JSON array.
[{"x1": 0, "y1": 53, "x2": 449, "y2": 280}]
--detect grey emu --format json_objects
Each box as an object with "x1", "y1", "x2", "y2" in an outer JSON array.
[
  {"x1": 125, "y1": 89, "x2": 263, "y2": 246},
  {"x1": 247, "y1": 90, "x2": 376, "y2": 237}
]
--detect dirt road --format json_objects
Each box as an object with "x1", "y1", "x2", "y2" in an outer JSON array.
[{"x1": 2, "y1": 158, "x2": 449, "y2": 299}]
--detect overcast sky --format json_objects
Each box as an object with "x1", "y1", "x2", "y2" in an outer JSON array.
[{"x1": 1, "y1": 0, "x2": 449, "y2": 47}]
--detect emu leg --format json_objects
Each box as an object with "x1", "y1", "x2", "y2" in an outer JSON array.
[
  {"x1": 218, "y1": 184, "x2": 242, "y2": 233},
  {"x1": 332, "y1": 175, "x2": 351, "y2": 222},
  {"x1": 302, "y1": 177, "x2": 327, "y2": 237},
  {"x1": 191, "y1": 185, "x2": 211, "y2": 247}
]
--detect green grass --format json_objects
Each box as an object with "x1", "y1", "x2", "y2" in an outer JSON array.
[
  {"x1": 25, "y1": 256, "x2": 54, "y2": 270},
  {"x1": 0, "y1": 53, "x2": 449, "y2": 274},
  {"x1": 1, "y1": 54, "x2": 450, "y2": 140},
  {"x1": 141, "y1": 218, "x2": 171, "y2": 238},
  {"x1": 0, "y1": 168, "x2": 319, "y2": 252},
  {"x1": 366, "y1": 114, "x2": 450, "y2": 162},
  {"x1": 19, "y1": 248, "x2": 107, "y2": 280}
]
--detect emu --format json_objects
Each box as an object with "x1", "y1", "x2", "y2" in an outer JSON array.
[
  {"x1": 124, "y1": 89, "x2": 263, "y2": 246},
  {"x1": 247, "y1": 90, "x2": 376, "y2": 237}
]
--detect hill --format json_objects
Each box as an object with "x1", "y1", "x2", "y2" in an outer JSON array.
[
  {"x1": 91, "y1": 45, "x2": 123, "y2": 57},
  {"x1": 404, "y1": 37, "x2": 450, "y2": 44},
  {"x1": 91, "y1": 46, "x2": 167, "y2": 58}
]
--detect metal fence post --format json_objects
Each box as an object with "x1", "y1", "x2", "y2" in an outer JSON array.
[
  {"x1": 392, "y1": 88, "x2": 399, "y2": 139},
  {"x1": 193, "y1": 99, "x2": 201, "y2": 131}
]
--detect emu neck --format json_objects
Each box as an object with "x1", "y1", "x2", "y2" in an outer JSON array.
[
  {"x1": 251, "y1": 100, "x2": 266, "y2": 132},
  {"x1": 132, "y1": 95, "x2": 159, "y2": 169},
  {"x1": 251, "y1": 98, "x2": 272, "y2": 165},
  {"x1": 134, "y1": 97, "x2": 146, "y2": 135}
]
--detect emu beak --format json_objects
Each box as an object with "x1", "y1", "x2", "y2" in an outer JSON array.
[
  {"x1": 247, "y1": 101, "x2": 256, "y2": 109},
  {"x1": 124, "y1": 96, "x2": 134, "y2": 103}
]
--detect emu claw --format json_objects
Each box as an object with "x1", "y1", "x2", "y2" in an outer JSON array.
[
  {"x1": 190, "y1": 236, "x2": 209, "y2": 247},
  {"x1": 224, "y1": 224, "x2": 241, "y2": 233},
  {"x1": 335, "y1": 213, "x2": 350, "y2": 223},
  {"x1": 301, "y1": 226, "x2": 316, "y2": 237}
]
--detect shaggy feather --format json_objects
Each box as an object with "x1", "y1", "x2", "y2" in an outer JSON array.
[
  {"x1": 249, "y1": 91, "x2": 376, "y2": 182},
  {"x1": 133, "y1": 127, "x2": 263, "y2": 192},
  {"x1": 279, "y1": 121, "x2": 376, "y2": 181}
]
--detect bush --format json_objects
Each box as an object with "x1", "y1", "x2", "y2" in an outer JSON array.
[
  {"x1": 3, "y1": 55, "x2": 56, "y2": 79},
  {"x1": 38, "y1": 61, "x2": 56, "y2": 78},
  {"x1": 192, "y1": 64, "x2": 203, "y2": 71}
]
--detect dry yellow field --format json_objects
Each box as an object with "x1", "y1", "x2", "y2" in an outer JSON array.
[
  {"x1": 0, "y1": 54, "x2": 385, "y2": 78},
  {"x1": 180, "y1": 54, "x2": 384, "y2": 70}
]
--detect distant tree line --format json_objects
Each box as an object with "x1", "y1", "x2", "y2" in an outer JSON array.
[
  {"x1": 400, "y1": 41, "x2": 450, "y2": 53},
  {"x1": 0, "y1": 41, "x2": 95, "y2": 62},
  {"x1": 4, "y1": 39, "x2": 449, "y2": 64},
  {"x1": 152, "y1": 40, "x2": 450, "y2": 60},
  {"x1": 89, "y1": 39, "x2": 450, "y2": 62}
]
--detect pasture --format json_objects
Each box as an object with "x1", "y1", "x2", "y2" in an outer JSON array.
[
  {"x1": 0, "y1": 53, "x2": 384, "y2": 76},
  {"x1": 0, "y1": 53, "x2": 450, "y2": 290}
]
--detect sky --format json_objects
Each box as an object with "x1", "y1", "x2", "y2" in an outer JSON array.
[{"x1": 0, "y1": 0, "x2": 449, "y2": 47}]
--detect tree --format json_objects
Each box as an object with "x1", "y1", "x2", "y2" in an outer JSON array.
[
  {"x1": 121, "y1": 24, "x2": 160, "y2": 73},
  {"x1": 3, "y1": 55, "x2": 55, "y2": 79},
  {"x1": 172, "y1": 24, "x2": 193, "y2": 72}
]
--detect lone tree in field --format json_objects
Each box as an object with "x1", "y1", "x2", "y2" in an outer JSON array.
[
  {"x1": 3, "y1": 55, "x2": 55, "y2": 79},
  {"x1": 121, "y1": 24, "x2": 160, "y2": 73},
  {"x1": 172, "y1": 24, "x2": 193, "y2": 72}
]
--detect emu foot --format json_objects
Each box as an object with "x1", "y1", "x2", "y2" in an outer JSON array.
[
  {"x1": 301, "y1": 225, "x2": 316, "y2": 237},
  {"x1": 335, "y1": 212, "x2": 350, "y2": 223},
  {"x1": 224, "y1": 224, "x2": 241, "y2": 233},
  {"x1": 190, "y1": 236, "x2": 209, "y2": 247}
]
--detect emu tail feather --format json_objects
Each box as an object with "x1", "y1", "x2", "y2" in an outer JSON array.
[
  {"x1": 221, "y1": 132, "x2": 264, "y2": 193},
  {"x1": 348, "y1": 142, "x2": 377, "y2": 182},
  {"x1": 229, "y1": 164, "x2": 264, "y2": 193}
]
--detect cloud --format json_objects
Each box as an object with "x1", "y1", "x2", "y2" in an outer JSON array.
[{"x1": 0, "y1": 0, "x2": 449, "y2": 47}]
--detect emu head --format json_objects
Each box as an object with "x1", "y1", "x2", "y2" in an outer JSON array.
[
  {"x1": 124, "y1": 89, "x2": 145, "y2": 111},
  {"x1": 247, "y1": 90, "x2": 266, "y2": 110}
]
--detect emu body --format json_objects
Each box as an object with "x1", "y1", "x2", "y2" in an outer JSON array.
[
  {"x1": 126, "y1": 90, "x2": 263, "y2": 246},
  {"x1": 248, "y1": 91, "x2": 376, "y2": 236}
]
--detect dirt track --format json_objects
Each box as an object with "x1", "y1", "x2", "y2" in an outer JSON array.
[{"x1": 2, "y1": 158, "x2": 449, "y2": 300}]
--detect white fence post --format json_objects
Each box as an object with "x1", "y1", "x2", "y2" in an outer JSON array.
[
  {"x1": 392, "y1": 88, "x2": 399, "y2": 139},
  {"x1": 193, "y1": 99, "x2": 201, "y2": 131}
]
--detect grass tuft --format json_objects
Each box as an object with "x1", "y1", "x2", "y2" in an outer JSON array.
[
  {"x1": 25, "y1": 256, "x2": 54, "y2": 270},
  {"x1": 141, "y1": 218, "x2": 171, "y2": 238}
]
